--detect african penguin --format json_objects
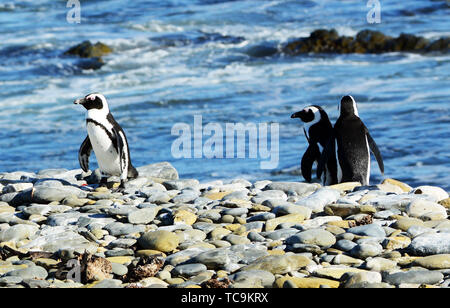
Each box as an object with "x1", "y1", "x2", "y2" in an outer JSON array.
[
  {"x1": 291, "y1": 105, "x2": 338, "y2": 185},
  {"x1": 333, "y1": 95, "x2": 384, "y2": 185},
  {"x1": 74, "y1": 93, "x2": 138, "y2": 188}
]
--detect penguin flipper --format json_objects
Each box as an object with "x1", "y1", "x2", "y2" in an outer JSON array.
[
  {"x1": 367, "y1": 132, "x2": 384, "y2": 175},
  {"x1": 317, "y1": 137, "x2": 334, "y2": 181},
  {"x1": 301, "y1": 144, "x2": 320, "y2": 182},
  {"x1": 111, "y1": 127, "x2": 128, "y2": 181},
  {"x1": 78, "y1": 136, "x2": 92, "y2": 172}
]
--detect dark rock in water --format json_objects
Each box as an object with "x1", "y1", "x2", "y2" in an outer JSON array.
[
  {"x1": 244, "y1": 43, "x2": 279, "y2": 58},
  {"x1": 64, "y1": 41, "x2": 112, "y2": 58},
  {"x1": 282, "y1": 29, "x2": 449, "y2": 55},
  {"x1": 64, "y1": 40, "x2": 112, "y2": 70}
]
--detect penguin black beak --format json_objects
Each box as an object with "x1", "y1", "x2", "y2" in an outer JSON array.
[
  {"x1": 291, "y1": 111, "x2": 301, "y2": 119},
  {"x1": 74, "y1": 98, "x2": 85, "y2": 105}
]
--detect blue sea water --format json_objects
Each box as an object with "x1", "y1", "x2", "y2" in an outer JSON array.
[{"x1": 0, "y1": 0, "x2": 449, "y2": 190}]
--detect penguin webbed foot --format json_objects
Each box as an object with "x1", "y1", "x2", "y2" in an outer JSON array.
[{"x1": 112, "y1": 180, "x2": 126, "y2": 193}]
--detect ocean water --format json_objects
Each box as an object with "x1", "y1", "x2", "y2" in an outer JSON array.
[{"x1": 0, "y1": 0, "x2": 449, "y2": 190}]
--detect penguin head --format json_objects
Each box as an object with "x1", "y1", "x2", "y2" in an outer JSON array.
[
  {"x1": 339, "y1": 95, "x2": 359, "y2": 117},
  {"x1": 291, "y1": 105, "x2": 323, "y2": 123},
  {"x1": 74, "y1": 93, "x2": 108, "y2": 111}
]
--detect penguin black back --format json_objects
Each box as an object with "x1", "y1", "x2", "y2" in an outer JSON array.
[{"x1": 334, "y1": 95, "x2": 384, "y2": 185}]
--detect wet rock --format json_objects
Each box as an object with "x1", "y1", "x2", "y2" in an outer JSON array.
[
  {"x1": 282, "y1": 29, "x2": 449, "y2": 55},
  {"x1": 64, "y1": 41, "x2": 112, "y2": 58}
]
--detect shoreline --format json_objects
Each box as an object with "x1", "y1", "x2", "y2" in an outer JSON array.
[{"x1": 0, "y1": 162, "x2": 449, "y2": 288}]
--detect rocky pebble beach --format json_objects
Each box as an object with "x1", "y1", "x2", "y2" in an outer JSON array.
[{"x1": 0, "y1": 162, "x2": 449, "y2": 288}]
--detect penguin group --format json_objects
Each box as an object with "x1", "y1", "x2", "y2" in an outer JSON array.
[
  {"x1": 291, "y1": 95, "x2": 384, "y2": 186},
  {"x1": 72, "y1": 92, "x2": 383, "y2": 189}
]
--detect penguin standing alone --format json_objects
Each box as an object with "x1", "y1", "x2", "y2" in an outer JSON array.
[
  {"x1": 74, "y1": 93, "x2": 138, "y2": 188},
  {"x1": 291, "y1": 105, "x2": 337, "y2": 185},
  {"x1": 333, "y1": 95, "x2": 384, "y2": 185}
]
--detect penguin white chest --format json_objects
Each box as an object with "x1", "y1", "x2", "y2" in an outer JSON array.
[{"x1": 87, "y1": 122, "x2": 121, "y2": 176}]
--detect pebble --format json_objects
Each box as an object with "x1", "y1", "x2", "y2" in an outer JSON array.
[
  {"x1": 295, "y1": 188, "x2": 340, "y2": 213},
  {"x1": 347, "y1": 224, "x2": 386, "y2": 238},
  {"x1": 229, "y1": 270, "x2": 275, "y2": 288},
  {"x1": 286, "y1": 229, "x2": 336, "y2": 248},
  {"x1": 408, "y1": 232, "x2": 450, "y2": 256},
  {"x1": 5, "y1": 266, "x2": 48, "y2": 280},
  {"x1": 127, "y1": 207, "x2": 159, "y2": 224},
  {"x1": 172, "y1": 263, "x2": 207, "y2": 277},
  {"x1": 349, "y1": 242, "x2": 383, "y2": 259},
  {"x1": 383, "y1": 269, "x2": 444, "y2": 286},
  {"x1": 405, "y1": 199, "x2": 447, "y2": 220},
  {"x1": 138, "y1": 230, "x2": 180, "y2": 252}
]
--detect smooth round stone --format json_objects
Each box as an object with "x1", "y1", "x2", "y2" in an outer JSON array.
[
  {"x1": 347, "y1": 224, "x2": 386, "y2": 238},
  {"x1": 105, "y1": 249, "x2": 134, "y2": 257},
  {"x1": 349, "y1": 242, "x2": 383, "y2": 259},
  {"x1": 163, "y1": 179, "x2": 199, "y2": 191},
  {"x1": 392, "y1": 217, "x2": 425, "y2": 231},
  {"x1": 111, "y1": 262, "x2": 128, "y2": 276},
  {"x1": 383, "y1": 269, "x2": 444, "y2": 286},
  {"x1": 0, "y1": 224, "x2": 38, "y2": 242},
  {"x1": 108, "y1": 238, "x2": 137, "y2": 249},
  {"x1": 127, "y1": 207, "x2": 158, "y2": 224},
  {"x1": 243, "y1": 221, "x2": 264, "y2": 232},
  {"x1": 412, "y1": 254, "x2": 450, "y2": 270},
  {"x1": 295, "y1": 188, "x2": 340, "y2": 213},
  {"x1": 342, "y1": 271, "x2": 382, "y2": 288},
  {"x1": 104, "y1": 222, "x2": 146, "y2": 237},
  {"x1": 173, "y1": 209, "x2": 198, "y2": 225},
  {"x1": 177, "y1": 229, "x2": 207, "y2": 242},
  {"x1": 171, "y1": 191, "x2": 199, "y2": 204},
  {"x1": 374, "y1": 209, "x2": 400, "y2": 219},
  {"x1": 172, "y1": 263, "x2": 207, "y2": 277},
  {"x1": 408, "y1": 232, "x2": 450, "y2": 256},
  {"x1": 405, "y1": 200, "x2": 447, "y2": 220},
  {"x1": 286, "y1": 229, "x2": 336, "y2": 248},
  {"x1": 229, "y1": 270, "x2": 275, "y2": 288},
  {"x1": 209, "y1": 227, "x2": 232, "y2": 240},
  {"x1": 363, "y1": 257, "x2": 398, "y2": 272},
  {"x1": 189, "y1": 248, "x2": 241, "y2": 270},
  {"x1": 247, "y1": 212, "x2": 275, "y2": 222},
  {"x1": 412, "y1": 186, "x2": 449, "y2": 202},
  {"x1": 334, "y1": 239, "x2": 357, "y2": 252},
  {"x1": 263, "y1": 182, "x2": 319, "y2": 196},
  {"x1": 0, "y1": 276, "x2": 23, "y2": 286},
  {"x1": 198, "y1": 210, "x2": 222, "y2": 222},
  {"x1": 223, "y1": 234, "x2": 251, "y2": 245},
  {"x1": 247, "y1": 231, "x2": 266, "y2": 242},
  {"x1": 265, "y1": 228, "x2": 299, "y2": 241},
  {"x1": 221, "y1": 208, "x2": 248, "y2": 217},
  {"x1": 5, "y1": 266, "x2": 48, "y2": 280},
  {"x1": 138, "y1": 230, "x2": 180, "y2": 252},
  {"x1": 32, "y1": 185, "x2": 87, "y2": 203},
  {"x1": 272, "y1": 204, "x2": 312, "y2": 218},
  {"x1": 239, "y1": 254, "x2": 313, "y2": 274},
  {"x1": 221, "y1": 214, "x2": 235, "y2": 223}
]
